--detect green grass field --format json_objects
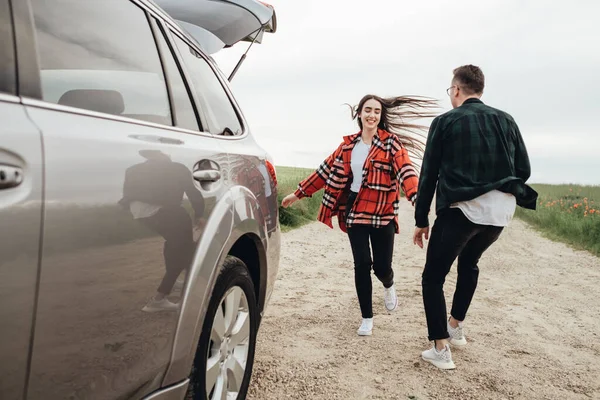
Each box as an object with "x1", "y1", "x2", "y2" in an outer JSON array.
[
  {"x1": 276, "y1": 166, "x2": 600, "y2": 256},
  {"x1": 276, "y1": 166, "x2": 323, "y2": 232},
  {"x1": 515, "y1": 184, "x2": 600, "y2": 256}
]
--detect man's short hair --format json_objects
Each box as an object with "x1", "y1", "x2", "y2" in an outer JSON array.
[{"x1": 453, "y1": 65, "x2": 485, "y2": 95}]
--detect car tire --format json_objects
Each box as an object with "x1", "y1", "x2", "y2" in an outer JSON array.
[{"x1": 186, "y1": 256, "x2": 258, "y2": 400}]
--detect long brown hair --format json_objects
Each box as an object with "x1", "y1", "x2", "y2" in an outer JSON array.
[{"x1": 347, "y1": 95, "x2": 438, "y2": 160}]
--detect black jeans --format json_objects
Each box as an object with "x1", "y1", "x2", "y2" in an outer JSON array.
[
  {"x1": 422, "y1": 208, "x2": 503, "y2": 341},
  {"x1": 142, "y1": 206, "x2": 195, "y2": 295},
  {"x1": 346, "y1": 192, "x2": 395, "y2": 319}
]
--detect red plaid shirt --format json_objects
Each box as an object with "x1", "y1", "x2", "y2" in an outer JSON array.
[{"x1": 294, "y1": 129, "x2": 418, "y2": 233}]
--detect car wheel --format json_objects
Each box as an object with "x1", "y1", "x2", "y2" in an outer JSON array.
[{"x1": 186, "y1": 256, "x2": 258, "y2": 400}]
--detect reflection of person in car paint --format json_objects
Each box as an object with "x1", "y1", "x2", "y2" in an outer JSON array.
[
  {"x1": 119, "y1": 150, "x2": 204, "y2": 312},
  {"x1": 231, "y1": 156, "x2": 278, "y2": 233}
]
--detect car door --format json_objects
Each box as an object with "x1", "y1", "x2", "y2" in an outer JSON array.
[
  {"x1": 20, "y1": 1, "x2": 229, "y2": 398},
  {"x1": 0, "y1": 1, "x2": 43, "y2": 399}
]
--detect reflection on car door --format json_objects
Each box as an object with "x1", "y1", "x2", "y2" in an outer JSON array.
[
  {"x1": 23, "y1": 1, "x2": 228, "y2": 398},
  {"x1": 0, "y1": 101, "x2": 44, "y2": 400},
  {"x1": 0, "y1": 1, "x2": 42, "y2": 398}
]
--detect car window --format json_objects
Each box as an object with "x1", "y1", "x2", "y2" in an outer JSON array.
[
  {"x1": 29, "y1": 0, "x2": 172, "y2": 126},
  {"x1": 0, "y1": 0, "x2": 16, "y2": 95},
  {"x1": 151, "y1": 19, "x2": 199, "y2": 131},
  {"x1": 171, "y1": 33, "x2": 243, "y2": 136}
]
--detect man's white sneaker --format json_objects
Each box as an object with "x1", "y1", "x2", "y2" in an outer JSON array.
[
  {"x1": 173, "y1": 278, "x2": 185, "y2": 292},
  {"x1": 357, "y1": 318, "x2": 373, "y2": 336},
  {"x1": 142, "y1": 297, "x2": 179, "y2": 312},
  {"x1": 421, "y1": 344, "x2": 456, "y2": 370},
  {"x1": 384, "y1": 285, "x2": 398, "y2": 312},
  {"x1": 448, "y1": 320, "x2": 467, "y2": 347}
]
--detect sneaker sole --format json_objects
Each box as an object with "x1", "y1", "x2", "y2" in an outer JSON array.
[
  {"x1": 450, "y1": 337, "x2": 467, "y2": 347},
  {"x1": 421, "y1": 355, "x2": 456, "y2": 370},
  {"x1": 357, "y1": 330, "x2": 372, "y2": 336}
]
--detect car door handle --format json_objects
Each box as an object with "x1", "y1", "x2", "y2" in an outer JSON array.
[
  {"x1": 193, "y1": 169, "x2": 221, "y2": 182},
  {"x1": 0, "y1": 164, "x2": 23, "y2": 189}
]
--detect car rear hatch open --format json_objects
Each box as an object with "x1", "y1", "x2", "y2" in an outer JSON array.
[{"x1": 153, "y1": 0, "x2": 277, "y2": 80}]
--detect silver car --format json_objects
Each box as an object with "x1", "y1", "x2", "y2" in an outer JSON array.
[{"x1": 0, "y1": 0, "x2": 280, "y2": 399}]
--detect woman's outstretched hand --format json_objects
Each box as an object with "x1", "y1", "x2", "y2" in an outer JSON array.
[{"x1": 281, "y1": 193, "x2": 300, "y2": 208}]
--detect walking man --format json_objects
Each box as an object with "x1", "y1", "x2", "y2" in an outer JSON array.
[{"x1": 413, "y1": 65, "x2": 538, "y2": 369}]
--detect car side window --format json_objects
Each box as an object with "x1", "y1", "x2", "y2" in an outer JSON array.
[
  {"x1": 29, "y1": 0, "x2": 172, "y2": 126},
  {"x1": 171, "y1": 33, "x2": 243, "y2": 136},
  {"x1": 151, "y1": 18, "x2": 200, "y2": 131},
  {"x1": 0, "y1": 0, "x2": 15, "y2": 95}
]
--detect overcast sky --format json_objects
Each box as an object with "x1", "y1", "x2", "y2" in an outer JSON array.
[{"x1": 214, "y1": 0, "x2": 600, "y2": 185}]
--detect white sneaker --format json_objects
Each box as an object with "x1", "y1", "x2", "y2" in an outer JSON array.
[
  {"x1": 447, "y1": 320, "x2": 467, "y2": 347},
  {"x1": 142, "y1": 297, "x2": 179, "y2": 313},
  {"x1": 384, "y1": 285, "x2": 398, "y2": 312},
  {"x1": 357, "y1": 318, "x2": 373, "y2": 336},
  {"x1": 173, "y1": 278, "x2": 185, "y2": 292},
  {"x1": 421, "y1": 344, "x2": 456, "y2": 370}
]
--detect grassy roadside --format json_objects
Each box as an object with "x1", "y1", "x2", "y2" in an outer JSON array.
[
  {"x1": 276, "y1": 166, "x2": 600, "y2": 256},
  {"x1": 276, "y1": 166, "x2": 322, "y2": 232},
  {"x1": 515, "y1": 184, "x2": 600, "y2": 256}
]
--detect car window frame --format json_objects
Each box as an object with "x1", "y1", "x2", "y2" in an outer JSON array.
[
  {"x1": 166, "y1": 27, "x2": 247, "y2": 138},
  {"x1": 27, "y1": 0, "x2": 175, "y2": 127},
  {"x1": 156, "y1": 19, "x2": 214, "y2": 134},
  {"x1": 11, "y1": 0, "x2": 42, "y2": 99},
  {"x1": 0, "y1": 0, "x2": 17, "y2": 96},
  {"x1": 148, "y1": 16, "x2": 203, "y2": 131},
  {"x1": 12, "y1": 0, "x2": 218, "y2": 139}
]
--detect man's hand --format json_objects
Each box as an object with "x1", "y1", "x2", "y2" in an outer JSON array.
[{"x1": 413, "y1": 226, "x2": 430, "y2": 249}]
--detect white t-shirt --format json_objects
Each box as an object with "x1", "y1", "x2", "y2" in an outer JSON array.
[
  {"x1": 129, "y1": 201, "x2": 161, "y2": 219},
  {"x1": 350, "y1": 139, "x2": 371, "y2": 193},
  {"x1": 451, "y1": 190, "x2": 516, "y2": 227}
]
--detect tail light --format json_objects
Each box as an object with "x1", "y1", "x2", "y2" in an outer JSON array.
[{"x1": 265, "y1": 160, "x2": 277, "y2": 186}]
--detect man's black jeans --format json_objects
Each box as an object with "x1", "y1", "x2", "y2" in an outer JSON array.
[{"x1": 422, "y1": 208, "x2": 503, "y2": 341}]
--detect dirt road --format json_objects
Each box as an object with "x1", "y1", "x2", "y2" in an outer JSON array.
[{"x1": 247, "y1": 201, "x2": 600, "y2": 400}]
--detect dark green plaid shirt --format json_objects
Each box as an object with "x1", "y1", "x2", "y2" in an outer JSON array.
[{"x1": 415, "y1": 98, "x2": 537, "y2": 228}]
